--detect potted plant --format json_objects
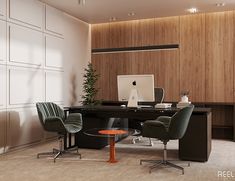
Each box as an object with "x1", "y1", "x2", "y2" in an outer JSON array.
[{"x1": 81, "y1": 62, "x2": 100, "y2": 105}]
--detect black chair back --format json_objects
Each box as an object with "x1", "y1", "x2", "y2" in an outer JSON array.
[{"x1": 154, "y1": 87, "x2": 164, "y2": 103}]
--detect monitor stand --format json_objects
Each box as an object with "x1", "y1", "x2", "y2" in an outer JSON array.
[{"x1": 127, "y1": 88, "x2": 138, "y2": 108}]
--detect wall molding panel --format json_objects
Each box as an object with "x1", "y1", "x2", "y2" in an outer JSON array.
[
  {"x1": 0, "y1": 0, "x2": 89, "y2": 153},
  {"x1": 45, "y1": 71, "x2": 64, "y2": 103},
  {"x1": 8, "y1": 0, "x2": 43, "y2": 29},
  {"x1": 0, "y1": 19, "x2": 6, "y2": 63},
  {"x1": 45, "y1": 34, "x2": 64, "y2": 69},
  {"x1": 0, "y1": 0, "x2": 6, "y2": 20},
  {"x1": 0, "y1": 65, "x2": 6, "y2": 109},
  {"x1": 6, "y1": 107, "x2": 43, "y2": 150},
  {"x1": 45, "y1": 5, "x2": 64, "y2": 36},
  {"x1": 8, "y1": 67, "x2": 44, "y2": 107},
  {"x1": 9, "y1": 23, "x2": 44, "y2": 67}
]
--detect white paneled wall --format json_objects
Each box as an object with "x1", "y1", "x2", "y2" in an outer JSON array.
[
  {"x1": 8, "y1": 0, "x2": 43, "y2": 29},
  {"x1": 0, "y1": 20, "x2": 6, "y2": 62},
  {"x1": 9, "y1": 23, "x2": 44, "y2": 66},
  {"x1": 0, "y1": 0, "x2": 90, "y2": 152},
  {"x1": 45, "y1": 35, "x2": 64, "y2": 68},
  {"x1": 8, "y1": 67, "x2": 44, "y2": 106},
  {"x1": 45, "y1": 5, "x2": 64, "y2": 35},
  {"x1": 6, "y1": 107, "x2": 43, "y2": 149},
  {"x1": 45, "y1": 71, "x2": 63, "y2": 103},
  {"x1": 0, "y1": 0, "x2": 6, "y2": 19},
  {"x1": 0, "y1": 65, "x2": 6, "y2": 109}
]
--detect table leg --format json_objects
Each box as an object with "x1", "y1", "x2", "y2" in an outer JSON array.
[{"x1": 108, "y1": 136, "x2": 117, "y2": 163}]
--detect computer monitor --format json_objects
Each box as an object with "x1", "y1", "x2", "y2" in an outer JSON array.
[{"x1": 117, "y1": 74, "x2": 155, "y2": 102}]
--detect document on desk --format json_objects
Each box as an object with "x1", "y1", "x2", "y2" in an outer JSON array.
[{"x1": 155, "y1": 103, "x2": 172, "y2": 108}]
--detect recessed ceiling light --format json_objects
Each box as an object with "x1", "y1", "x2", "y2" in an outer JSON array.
[
  {"x1": 128, "y1": 12, "x2": 135, "y2": 16},
  {"x1": 216, "y1": 3, "x2": 225, "y2": 7},
  {"x1": 187, "y1": 8, "x2": 198, "y2": 14},
  {"x1": 109, "y1": 17, "x2": 117, "y2": 21}
]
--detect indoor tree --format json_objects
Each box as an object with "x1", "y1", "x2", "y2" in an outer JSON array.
[{"x1": 81, "y1": 62, "x2": 100, "y2": 105}]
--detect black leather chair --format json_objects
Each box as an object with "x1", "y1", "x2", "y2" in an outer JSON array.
[
  {"x1": 36, "y1": 102, "x2": 82, "y2": 162},
  {"x1": 132, "y1": 87, "x2": 165, "y2": 145},
  {"x1": 140, "y1": 105, "x2": 194, "y2": 174}
]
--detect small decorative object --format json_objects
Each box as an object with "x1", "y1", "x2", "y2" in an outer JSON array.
[
  {"x1": 81, "y1": 62, "x2": 100, "y2": 105},
  {"x1": 180, "y1": 90, "x2": 189, "y2": 103},
  {"x1": 177, "y1": 90, "x2": 191, "y2": 108}
]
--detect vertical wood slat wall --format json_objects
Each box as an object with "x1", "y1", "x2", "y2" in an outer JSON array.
[
  {"x1": 91, "y1": 11, "x2": 234, "y2": 104},
  {"x1": 91, "y1": 11, "x2": 235, "y2": 140}
]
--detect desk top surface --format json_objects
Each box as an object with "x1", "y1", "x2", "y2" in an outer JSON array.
[{"x1": 68, "y1": 105, "x2": 211, "y2": 114}]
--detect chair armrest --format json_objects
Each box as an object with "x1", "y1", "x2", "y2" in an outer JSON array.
[
  {"x1": 144, "y1": 120, "x2": 166, "y2": 128},
  {"x1": 66, "y1": 113, "x2": 83, "y2": 127},
  {"x1": 156, "y1": 116, "x2": 171, "y2": 128}
]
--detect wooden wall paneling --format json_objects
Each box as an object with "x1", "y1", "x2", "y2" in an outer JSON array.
[
  {"x1": 109, "y1": 21, "x2": 132, "y2": 48},
  {"x1": 132, "y1": 51, "x2": 155, "y2": 75},
  {"x1": 180, "y1": 14, "x2": 206, "y2": 102},
  {"x1": 153, "y1": 50, "x2": 180, "y2": 102},
  {"x1": 205, "y1": 11, "x2": 234, "y2": 102},
  {"x1": 92, "y1": 54, "x2": 110, "y2": 100},
  {"x1": 117, "y1": 52, "x2": 135, "y2": 75},
  {"x1": 132, "y1": 19, "x2": 155, "y2": 46},
  {"x1": 91, "y1": 23, "x2": 110, "y2": 49},
  {"x1": 154, "y1": 16, "x2": 179, "y2": 45},
  {"x1": 0, "y1": 111, "x2": 6, "y2": 153},
  {"x1": 234, "y1": 11, "x2": 235, "y2": 141},
  {"x1": 108, "y1": 54, "x2": 118, "y2": 100}
]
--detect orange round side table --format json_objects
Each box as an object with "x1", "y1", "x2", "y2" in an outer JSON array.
[{"x1": 98, "y1": 129, "x2": 127, "y2": 163}]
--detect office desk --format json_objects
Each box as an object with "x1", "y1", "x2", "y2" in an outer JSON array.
[{"x1": 69, "y1": 106, "x2": 212, "y2": 162}]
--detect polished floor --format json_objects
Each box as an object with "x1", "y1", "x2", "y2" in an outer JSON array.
[{"x1": 0, "y1": 137, "x2": 234, "y2": 181}]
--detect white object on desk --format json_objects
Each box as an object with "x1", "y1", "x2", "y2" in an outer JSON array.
[
  {"x1": 127, "y1": 88, "x2": 138, "y2": 107},
  {"x1": 177, "y1": 102, "x2": 191, "y2": 108},
  {"x1": 181, "y1": 95, "x2": 189, "y2": 103},
  {"x1": 155, "y1": 103, "x2": 172, "y2": 108}
]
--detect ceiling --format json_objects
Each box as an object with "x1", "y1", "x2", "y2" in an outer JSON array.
[{"x1": 41, "y1": 0, "x2": 235, "y2": 24}]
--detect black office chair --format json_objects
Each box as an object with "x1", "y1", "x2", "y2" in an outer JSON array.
[
  {"x1": 36, "y1": 102, "x2": 82, "y2": 162},
  {"x1": 132, "y1": 87, "x2": 165, "y2": 145},
  {"x1": 140, "y1": 105, "x2": 194, "y2": 174}
]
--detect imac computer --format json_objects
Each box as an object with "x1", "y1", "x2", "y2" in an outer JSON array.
[{"x1": 117, "y1": 74, "x2": 155, "y2": 107}]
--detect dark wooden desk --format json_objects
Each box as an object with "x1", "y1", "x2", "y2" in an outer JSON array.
[{"x1": 69, "y1": 105, "x2": 212, "y2": 162}]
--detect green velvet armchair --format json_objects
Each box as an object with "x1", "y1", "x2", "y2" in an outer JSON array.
[
  {"x1": 140, "y1": 105, "x2": 194, "y2": 174},
  {"x1": 36, "y1": 102, "x2": 82, "y2": 162}
]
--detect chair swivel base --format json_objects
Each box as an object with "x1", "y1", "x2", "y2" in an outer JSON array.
[
  {"x1": 140, "y1": 159, "x2": 189, "y2": 174},
  {"x1": 37, "y1": 146, "x2": 81, "y2": 163}
]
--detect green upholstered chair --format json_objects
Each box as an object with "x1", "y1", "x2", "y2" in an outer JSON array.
[
  {"x1": 140, "y1": 105, "x2": 194, "y2": 174},
  {"x1": 36, "y1": 102, "x2": 82, "y2": 162}
]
